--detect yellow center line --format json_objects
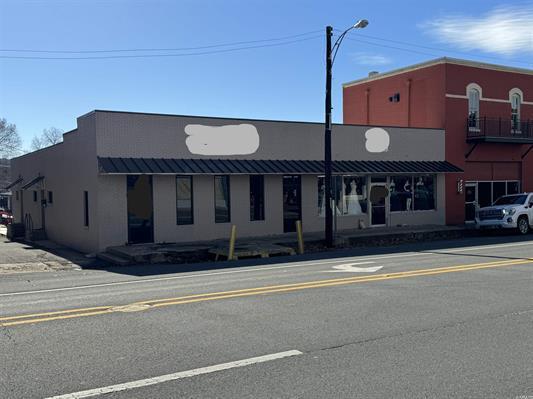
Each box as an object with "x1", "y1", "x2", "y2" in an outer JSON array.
[
  {"x1": 0, "y1": 310, "x2": 115, "y2": 326},
  {"x1": 139, "y1": 257, "x2": 529, "y2": 306},
  {"x1": 0, "y1": 305, "x2": 113, "y2": 322},
  {"x1": 1, "y1": 257, "x2": 531, "y2": 327}
]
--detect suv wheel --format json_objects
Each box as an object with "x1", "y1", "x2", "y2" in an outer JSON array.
[{"x1": 517, "y1": 216, "x2": 530, "y2": 235}]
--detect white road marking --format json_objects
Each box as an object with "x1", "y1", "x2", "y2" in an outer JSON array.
[
  {"x1": 3, "y1": 239, "x2": 533, "y2": 297},
  {"x1": 330, "y1": 263, "x2": 384, "y2": 273},
  {"x1": 0, "y1": 254, "x2": 424, "y2": 297},
  {"x1": 427, "y1": 241, "x2": 533, "y2": 253},
  {"x1": 45, "y1": 350, "x2": 303, "y2": 399}
]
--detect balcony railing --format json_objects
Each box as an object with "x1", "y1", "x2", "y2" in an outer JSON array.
[{"x1": 467, "y1": 116, "x2": 533, "y2": 143}]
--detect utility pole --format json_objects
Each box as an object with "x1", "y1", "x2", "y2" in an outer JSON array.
[
  {"x1": 324, "y1": 25, "x2": 334, "y2": 248},
  {"x1": 323, "y1": 20, "x2": 368, "y2": 248}
]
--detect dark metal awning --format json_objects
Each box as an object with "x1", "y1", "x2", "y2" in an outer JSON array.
[
  {"x1": 3, "y1": 176, "x2": 23, "y2": 190},
  {"x1": 98, "y1": 157, "x2": 462, "y2": 175},
  {"x1": 22, "y1": 175, "x2": 44, "y2": 190}
]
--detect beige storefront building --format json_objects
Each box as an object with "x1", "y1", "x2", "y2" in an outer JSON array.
[{"x1": 9, "y1": 110, "x2": 460, "y2": 254}]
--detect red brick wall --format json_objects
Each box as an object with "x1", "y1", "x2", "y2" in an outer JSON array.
[
  {"x1": 445, "y1": 63, "x2": 533, "y2": 101},
  {"x1": 343, "y1": 60, "x2": 533, "y2": 225},
  {"x1": 342, "y1": 64, "x2": 446, "y2": 128},
  {"x1": 443, "y1": 63, "x2": 533, "y2": 223}
]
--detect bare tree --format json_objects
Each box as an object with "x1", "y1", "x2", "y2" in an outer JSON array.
[
  {"x1": 31, "y1": 127, "x2": 64, "y2": 151},
  {"x1": 0, "y1": 118, "x2": 22, "y2": 158},
  {"x1": 42, "y1": 127, "x2": 63, "y2": 145},
  {"x1": 31, "y1": 136, "x2": 44, "y2": 151}
]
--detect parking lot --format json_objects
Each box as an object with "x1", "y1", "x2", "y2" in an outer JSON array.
[{"x1": 0, "y1": 230, "x2": 84, "y2": 274}]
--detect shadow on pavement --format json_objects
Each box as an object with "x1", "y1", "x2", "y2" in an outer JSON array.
[{"x1": 80, "y1": 231, "x2": 533, "y2": 277}]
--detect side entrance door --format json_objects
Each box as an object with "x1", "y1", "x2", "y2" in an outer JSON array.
[
  {"x1": 127, "y1": 175, "x2": 154, "y2": 244},
  {"x1": 465, "y1": 183, "x2": 477, "y2": 222}
]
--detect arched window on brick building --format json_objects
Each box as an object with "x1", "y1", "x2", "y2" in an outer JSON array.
[
  {"x1": 468, "y1": 87, "x2": 480, "y2": 130},
  {"x1": 511, "y1": 92, "x2": 521, "y2": 132}
]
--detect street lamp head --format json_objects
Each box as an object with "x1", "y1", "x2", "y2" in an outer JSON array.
[{"x1": 353, "y1": 19, "x2": 369, "y2": 29}]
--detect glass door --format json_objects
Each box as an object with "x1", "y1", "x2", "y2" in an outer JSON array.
[
  {"x1": 283, "y1": 175, "x2": 301, "y2": 233},
  {"x1": 465, "y1": 183, "x2": 477, "y2": 222},
  {"x1": 370, "y1": 183, "x2": 387, "y2": 226}
]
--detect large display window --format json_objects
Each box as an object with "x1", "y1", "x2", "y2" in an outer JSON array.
[
  {"x1": 414, "y1": 176, "x2": 435, "y2": 211},
  {"x1": 319, "y1": 175, "x2": 436, "y2": 216},
  {"x1": 390, "y1": 176, "x2": 412, "y2": 212},
  {"x1": 390, "y1": 175, "x2": 436, "y2": 212},
  {"x1": 318, "y1": 175, "x2": 368, "y2": 217},
  {"x1": 465, "y1": 180, "x2": 521, "y2": 212}
]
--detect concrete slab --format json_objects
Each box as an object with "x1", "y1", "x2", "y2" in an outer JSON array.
[
  {"x1": 105, "y1": 242, "x2": 214, "y2": 265},
  {"x1": 0, "y1": 239, "x2": 83, "y2": 274},
  {"x1": 208, "y1": 243, "x2": 296, "y2": 261}
]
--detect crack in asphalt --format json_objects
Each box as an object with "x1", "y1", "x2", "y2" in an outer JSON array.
[
  {"x1": 0, "y1": 324, "x2": 18, "y2": 397},
  {"x1": 315, "y1": 306, "x2": 533, "y2": 354}
]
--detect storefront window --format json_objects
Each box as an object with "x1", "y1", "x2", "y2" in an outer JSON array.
[
  {"x1": 465, "y1": 181, "x2": 521, "y2": 210},
  {"x1": 318, "y1": 176, "x2": 339, "y2": 217},
  {"x1": 249, "y1": 175, "x2": 265, "y2": 221},
  {"x1": 318, "y1": 176, "x2": 367, "y2": 216},
  {"x1": 390, "y1": 175, "x2": 436, "y2": 212},
  {"x1": 390, "y1": 176, "x2": 412, "y2": 212},
  {"x1": 492, "y1": 182, "x2": 506, "y2": 204},
  {"x1": 343, "y1": 176, "x2": 367, "y2": 215},
  {"x1": 507, "y1": 181, "x2": 520, "y2": 195},
  {"x1": 333, "y1": 176, "x2": 343, "y2": 216},
  {"x1": 414, "y1": 176, "x2": 435, "y2": 211},
  {"x1": 176, "y1": 176, "x2": 193, "y2": 225},
  {"x1": 478, "y1": 182, "x2": 492, "y2": 208},
  {"x1": 214, "y1": 175, "x2": 230, "y2": 223},
  {"x1": 318, "y1": 177, "x2": 325, "y2": 217}
]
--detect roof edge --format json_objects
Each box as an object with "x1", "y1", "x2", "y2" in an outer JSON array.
[
  {"x1": 88, "y1": 109, "x2": 442, "y2": 131},
  {"x1": 343, "y1": 57, "x2": 533, "y2": 88},
  {"x1": 10, "y1": 141, "x2": 64, "y2": 161}
]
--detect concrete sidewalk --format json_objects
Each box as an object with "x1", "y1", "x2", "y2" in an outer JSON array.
[
  {"x1": 102, "y1": 224, "x2": 475, "y2": 265},
  {"x1": 0, "y1": 224, "x2": 478, "y2": 270}
]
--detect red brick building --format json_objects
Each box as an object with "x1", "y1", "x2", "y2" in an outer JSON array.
[{"x1": 343, "y1": 58, "x2": 533, "y2": 224}]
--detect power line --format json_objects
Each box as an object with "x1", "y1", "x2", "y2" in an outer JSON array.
[
  {"x1": 340, "y1": 32, "x2": 533, "y2": 67},
  {"x1": 0, "y1": 29, "x2": 323, "y2": 54},
  {"x1": 344, "y1": 36, "x2": 440, "y2": 58},
  {"x1": 0, "y1": 34, "x2": 323, "y2": 60}
]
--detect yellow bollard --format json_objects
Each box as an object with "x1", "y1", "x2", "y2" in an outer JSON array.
[
  {"x1": 228, "y1": 225, "x2": 237, "y2": 260},
  {"x1": 295, "y1": 220, "x2": 304, "y2": 255}
]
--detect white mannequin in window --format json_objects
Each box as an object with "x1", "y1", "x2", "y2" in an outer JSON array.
[
  {"x1": 319, "y1": 183, "x2": 325, "y2": 217},
  {"x1": 319, "y1": 182, "x2": 343, "y2": 216},
  {"x1": 347, "y1": 180, "x2": 362, "y2": 215},
  {"x1": 416, "y1": 177, "x2": 424, "y2": 187},
  {"x1": 390, "y1": 178, "x2": 396, "y2": 192},
  {"x1": 404, "y1": 179, "x2": 412, "y2": 211}
]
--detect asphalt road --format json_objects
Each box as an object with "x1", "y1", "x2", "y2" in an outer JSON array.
[{"x1": 1, "y1": 235, "x2": 533, "y2": 398}]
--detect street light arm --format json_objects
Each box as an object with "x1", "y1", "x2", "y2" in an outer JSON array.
[
  {"x1": 331, "y1": 27, "x2": 352, "y2": 66},
  {"x1": 331, "y1": 20, "x2": 368, "y2": 66}
]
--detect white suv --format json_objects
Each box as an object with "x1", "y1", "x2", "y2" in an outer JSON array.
[{"x1": 476, "y1": 193, "x2": 533, "y2": 234}]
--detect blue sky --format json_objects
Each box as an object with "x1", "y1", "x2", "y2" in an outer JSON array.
[{"x1": 1, "y1": 0, "x2": 532, "y2": 151}]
